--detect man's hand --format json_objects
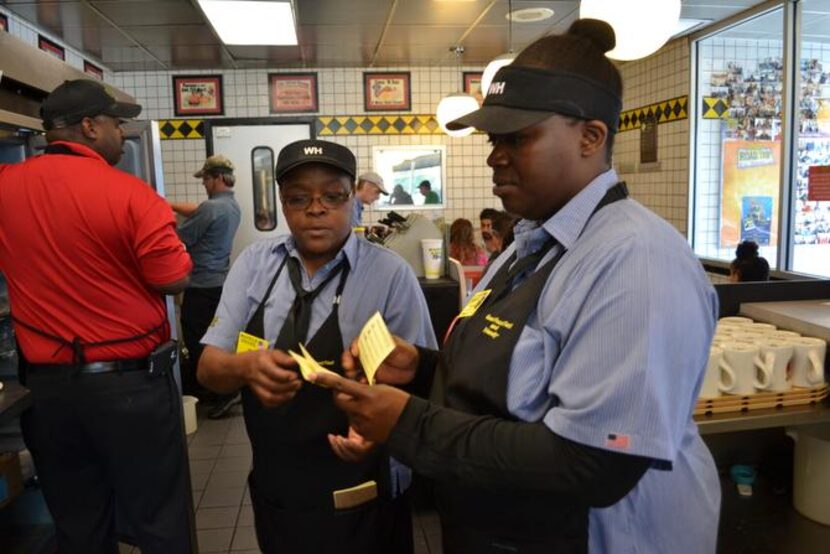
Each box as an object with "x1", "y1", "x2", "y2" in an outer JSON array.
[
  {"x1": 243, "y1": 349, "x2": 302, "y2": 408},
  {"x1": 328, "y1": 426, "x2": 376, "y2": 463},
  {"x1": 341, "y1": 335, "x2": 419, "y2": 385},
  {"x1": 309, "y1": 372, "x2": 410, "y2": 443}
]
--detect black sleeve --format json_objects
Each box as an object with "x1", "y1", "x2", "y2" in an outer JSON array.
[
  {"x1": 399, "y1": 345, "x2": 440, "y2": 398},
  {"x1": 388, "y1": 396, "x2": 651, "y2": 507}
]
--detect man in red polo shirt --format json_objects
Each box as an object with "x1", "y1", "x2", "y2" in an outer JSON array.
[{"x1": 0, "y1": 79, "x2": 193, "y2": 554}]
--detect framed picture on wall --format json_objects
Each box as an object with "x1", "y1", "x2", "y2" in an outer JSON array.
[
  {"x1": 463, "y1": 72, "x2": 484, "y2": 104},
  {"x1": 364, "y1": 72, "x2": 411, "y2": 111},
  {"x1": 268, "y1": 73, "x2": 318, "y2": 113},
  {"x1": 172, "y1": 75, "x2": 224, "y2": 117},
  {"x1": 84, "y1": 61, "x2": 104, "y2": 81},
  {"x1": 0, "y1": 13, "x2": 9, "y2": 33},
  {"x1": 38, "y1": 35, "x2": 65, "y2": 61}
]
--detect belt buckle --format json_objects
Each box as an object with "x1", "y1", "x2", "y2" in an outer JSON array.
[
  {"x1": 83, "y1": 361, "x2": 114, "y2": 374},
  {"x1": 332, "y1": 480, "x2": 377, "y2": 510}
]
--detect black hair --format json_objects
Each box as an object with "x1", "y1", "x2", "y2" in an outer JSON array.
[
  {"x1": 419, "y1": 180, "x2": 431, "y2": 189},
  {"x1": 514, "y1": 19, "x2": 622, "y2": 162},
  {"x1": 490, "y1": 211, "x2": 517, "y2": 250},
  {"x1": 480, "y1": 208, "x2": 500, "y2": 221},
  {"x1": 730, "y1": 240, "x2": 770, "y2": 282}
]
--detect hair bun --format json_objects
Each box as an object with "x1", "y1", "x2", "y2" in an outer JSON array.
[
  {"x1": 735, "y1": 240, "x2": 760, "y2": 260},
  {"x1": 568, "y1": 19, "x2": 616, "y2": 54}
]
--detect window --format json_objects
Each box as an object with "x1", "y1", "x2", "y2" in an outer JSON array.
[
  {"x1": 372, "y1": 146, "x2": 446, "y2": 209},
  {"x1": 692, "y1": 8, "x2": 784, "y2": 269},
  {"x1": 792, "y1": 0, "x2": 830, "y2": 275},
  {"x1": 251, "y1": 147, "x2": 276, "y2": 231}
]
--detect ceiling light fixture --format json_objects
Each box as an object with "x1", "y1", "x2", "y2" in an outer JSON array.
[
  {"x1": 198, "y1": 0, "x2": 298, "y2": 46},
  {"x1": 507, "y1": 7, "x2": 554, "y2": 24},
  {"x1": 580, "y1": 0, "x2": 681, "y2": 61},
  {"x1": 481, "y1": 0, "x2": 516, "y2": 97},
  {"x1": 436, "y1": 46, "x2": 480, "y2": 138}
]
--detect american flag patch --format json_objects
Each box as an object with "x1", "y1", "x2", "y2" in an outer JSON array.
[{"x1": 606, "y1": 433, "x2": 631, "y2": 450}]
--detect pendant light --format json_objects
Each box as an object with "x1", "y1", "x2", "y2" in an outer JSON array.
[
  {"x1": 580, "y1": 0, "x2": 681, "y2": 61},
  {"x1": 436, "y1": 46, "x2": 480, "y2": 137},
  {"x1": 481, "y1": 0, "x2": 516, "y2": 98}
]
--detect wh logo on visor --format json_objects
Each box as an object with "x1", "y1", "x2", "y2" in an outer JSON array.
[
  {"x1": 488, "y1": 82, "x2": 506, "y2": 96},
  {"x1": 303, "y1": 146, "x2": 323, "y2": 155}
]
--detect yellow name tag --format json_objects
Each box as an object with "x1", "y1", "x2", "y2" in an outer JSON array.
[
  {"x1": 458, "y1": 289, "x2": 492, "y2": 319},
  {"x1": 236, "y1": 331, "x2": 270, "y2": 353}
]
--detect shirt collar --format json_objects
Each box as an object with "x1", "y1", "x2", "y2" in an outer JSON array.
[
  {"x1": 513, "y1": 168, "x2": 620, "y2": 258},
  {"x1": 210, "y1": 191, "x2": 235, "y2": 199},
  {"x1": 276, "y1": 231, "x2": 358, "y2": 280},
  {"x1": 47, "y1": 141, "x2": 108, "y2": 164}
]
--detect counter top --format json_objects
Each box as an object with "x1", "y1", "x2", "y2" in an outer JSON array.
[
  {"x1": 740, "y1": 299, "x2": 830, "y2": 341},
  {"x1": 695, "y1": 399, "x2": 830, "y2": 434}
]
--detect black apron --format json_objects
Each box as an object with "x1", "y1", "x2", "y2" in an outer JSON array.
[
  {"x1": 435, "y1": 183, "x2": 629, "y2": 554},
  {"x1": 242, "y1": 255, "x2": 395, "y2": 554}
]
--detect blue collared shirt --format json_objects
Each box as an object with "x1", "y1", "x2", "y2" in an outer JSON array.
[
  {"x1": 177, "y1": 191, "x2": 241, "y2": 288},
  {"x1": 203, "y1": 232, "x2": 437, "y2": 494},
  {"x1": 352, "y1": 200, "x2": 364, "y2": 227},
  {"x1": 477, "y1": 169, "x2": 720, "y2": 554}
]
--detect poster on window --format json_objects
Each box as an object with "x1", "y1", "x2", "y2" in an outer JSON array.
[{"x1": 720, "y1": 140, "x2": 781, "y2": 247}]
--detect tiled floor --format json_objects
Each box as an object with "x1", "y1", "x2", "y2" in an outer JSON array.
[{"x1": 120, "y1": 403, "x2": 443, "y2": 554}]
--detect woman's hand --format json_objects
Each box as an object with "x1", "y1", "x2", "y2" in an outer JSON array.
[{"x1": 341, "y1": 335, "x2": 420, "y2": 385}]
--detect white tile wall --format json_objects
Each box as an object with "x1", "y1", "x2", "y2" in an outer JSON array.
[
  {"x1": 615, "y1": 38, "x2": 693, "y2": 236},
  {"x1": 111, "y1": 66, "x2": 502, "y2": 227}
]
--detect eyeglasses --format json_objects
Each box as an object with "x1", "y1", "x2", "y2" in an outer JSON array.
[{"x1": 281, "y1": 190, "x2": 352, "y2": 211}]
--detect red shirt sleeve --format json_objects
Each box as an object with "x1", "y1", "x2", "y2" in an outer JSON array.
[{"x1": 131, "y1": 185, "x2": 192, "y2": 286}]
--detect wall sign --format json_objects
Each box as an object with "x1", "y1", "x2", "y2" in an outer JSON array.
[
  {"x1": 38, "y1": 35, "x2": 64, "y2": 61},
  {"x1": 84, "y1": 61, "x2": 104, "y2": 80},
  {"x1": 269, "y1": 73, "x2": 318, "y2": 113},
  {"x1": 172, "y1": 75, "x2": 224, "y2": 117},
  {"x1": 364, "y1": 72, "x2": 411, "y2": 112}
]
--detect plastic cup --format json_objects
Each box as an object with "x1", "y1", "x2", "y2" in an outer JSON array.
[{"x1": 421, "y1": 239, "x2": 443, "y2": 279}]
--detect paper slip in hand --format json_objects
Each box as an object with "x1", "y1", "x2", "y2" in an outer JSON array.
[
  {"x1": 236, "y1": 331, "x2": 269, "y2": 353},
  {"x1": 357, "y1": 311, "x2": 396, "y2": 385},
  {"x1": 288, "y1": 343, "x2": 340, "y2": 385}
]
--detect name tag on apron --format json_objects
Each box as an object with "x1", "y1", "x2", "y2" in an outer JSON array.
[
  {"x1": 332, "y1": 480, "x2": 378, "y2": 510},
  {"x1": 458, "y1": 289, "x2": 491, "y2": 319},
  {"x1": 236, "y1": 331, "x2": 269, "y2": 353}
]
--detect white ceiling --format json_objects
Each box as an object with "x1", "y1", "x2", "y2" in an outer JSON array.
[{"x1": 0, "y1": 0, "x2": 771, "y2": 71}]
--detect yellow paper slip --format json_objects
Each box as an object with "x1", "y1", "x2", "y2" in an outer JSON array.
[
  {"x1": 288, "y1": 343, "x2": 340, "y2": 385},
  {"x1": 357, "y1": 311, "x2": 396, "y2": 385},
  {"x1": 332, "y1": 480, "x2": 378, "y2": 510},
  {"x1": 236, "y1": 331, "x2": 269, "y2": 353}
]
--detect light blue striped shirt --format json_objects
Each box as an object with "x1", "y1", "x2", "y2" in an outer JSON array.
[
  {"x1": 476, "y1": 169, "x2": 720, "y2": 554},
  {"x1": 203, "y1": 232, "x2": 437, "y2": 494}
]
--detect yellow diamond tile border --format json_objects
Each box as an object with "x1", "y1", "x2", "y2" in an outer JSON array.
[
  {"x1": 157, "y1": 119, "x2": 205, "y2": 140},
  {"x1": 618, "y1": 96, "x2": 689, "y2": 133}
]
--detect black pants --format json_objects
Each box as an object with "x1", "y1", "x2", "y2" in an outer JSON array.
[
  {"x1": 20, "y1": 369, "x2": 192, "y2": 554},
  {"x1": 250, "y1": 482, "x2": 414, "y2": 554},
  {"x1": 180, "y1": 286, "x2": 222, "y2": 396}
]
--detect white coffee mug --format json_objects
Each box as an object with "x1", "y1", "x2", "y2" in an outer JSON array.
[
  {"x1": 721, "y1": 342, "x2": 770, "y2": 395},
  {"x1": 769, "y1": 330, "x2": 801, "y2": 342},
  {"x1": 757, "y1": 339, "x2": 794, "y2": 393},
  {"x1": 731, "y1": 331, "x2": 767, "y2": 345},
  {"x1": 749, "y1": 322, "x2": 777, "y2": 333},
  {"x1": 719, "y1": 316, "x2": 754, "y2": 326},
  {"x1": 700, "y1": 346, "x2": 737, "y2": 399},
  {"x1": 790, "y1": 337, "x2": 827, "y2": 388}
]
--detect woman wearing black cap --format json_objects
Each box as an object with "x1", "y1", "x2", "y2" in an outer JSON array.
[{"x1": 312, "y1": 20, "x2": 719, "y2": 554}]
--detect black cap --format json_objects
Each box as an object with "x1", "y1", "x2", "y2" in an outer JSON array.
[
  {"x1": 275, "y1": 140, "x2": 356, "y2": 185},
  {"x1": 447, "y1": 65, "x2": 622, "y2": 134},
  {"x1": 41, "y1": 79, "x2": 142, "y2": 130}
]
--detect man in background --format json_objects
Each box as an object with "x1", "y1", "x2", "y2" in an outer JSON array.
[
  {"x1": 479, "y1": 207, "x2": 501, "y2": 254},
  {"x1": 418, "y1": 180, "x2": 440, "y2": 204},
  {"x1": 0, "y1": 79, "x2": 193, "y2": 553},
  {"x1": 171, "y1": 155, "x2": 241, "y2": 418},
  {"x1": 352, "y1": 171, "x2": 388, "y2": 227}
]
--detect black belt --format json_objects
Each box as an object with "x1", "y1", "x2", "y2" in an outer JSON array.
[{"x1": 26, "y1": 358, "x2": 150, "y2": 375}]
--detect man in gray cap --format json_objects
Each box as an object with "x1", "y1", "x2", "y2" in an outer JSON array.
[
  {"x1": 171, "y1": 154, "x2": 241, "y2": 417},
  {"x1": 352, "y1": 170, "x2": 388, "y2": 227},
  {"x1": 196, "y1": 139, "x2": 436, "y2": 553}
]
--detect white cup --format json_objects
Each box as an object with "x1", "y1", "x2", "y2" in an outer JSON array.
[
  {"x1": 721, "y1": 342, "x2": 771, "y2": 395},
  {"x1": 790, "y1": 337, "x2": 827, "y2": 388},
  {"x1": 750, "y1": 323, "x2": 777, "y2": 333},
  {"x1": 420, "y1": 239, "x2": 443, "y2": 280},
  {"x1": 731, "y1": 331, "x2": 768, "y2": 345},
  {"x1": 757, "y1": 339, "x2": 794, "y2": 393},
  {"x1": 700, "y1": 346, "x2": 737, "y2": 399},
  {"x1": 719, "y1": 316, "x2": 754, "y2": 326}
]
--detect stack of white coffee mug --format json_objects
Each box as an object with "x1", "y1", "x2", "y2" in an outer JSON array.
[{"x1": 701, "y1": 316, "x2": 827, "y2": 399}]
